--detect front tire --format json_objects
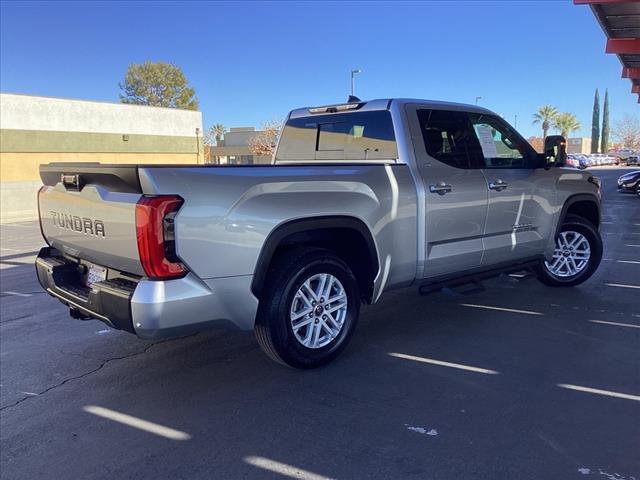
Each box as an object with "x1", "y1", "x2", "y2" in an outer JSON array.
[
  {"x1": 536, "y1": 215, "x2": 602, "y2": 287},
  {"x1": 255, "y1": 248, "x2": 360, "y2": 369}
]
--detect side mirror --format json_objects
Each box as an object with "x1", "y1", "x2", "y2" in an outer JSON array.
[{"x1": 544, "y1": 135, "x2": 567, "y2": 168}]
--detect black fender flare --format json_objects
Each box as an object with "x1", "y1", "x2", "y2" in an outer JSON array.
[
  {"x1": 555, "y1": 193, "x2": 601, "y2": 238},
  {"x1": 251, "y1": 216, "x2": 379, "y2": 298}
]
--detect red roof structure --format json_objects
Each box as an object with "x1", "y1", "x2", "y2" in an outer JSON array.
[{"x1": 575, "y1": 0, "x2": 640, "y2": 103}]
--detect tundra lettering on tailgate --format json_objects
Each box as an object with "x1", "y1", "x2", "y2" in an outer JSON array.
[{"x1": 51, "y1": 212, "x2": 105, "y2": 237}]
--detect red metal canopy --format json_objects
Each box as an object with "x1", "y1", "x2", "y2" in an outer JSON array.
[{"x1": 575, "y1": 0, "x2": 640, "y2": 103}]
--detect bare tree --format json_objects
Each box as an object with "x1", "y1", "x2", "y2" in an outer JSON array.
[
  {"x1": 527, "y1": 136, "x2": 543, "y2": 153},
  {"x1": 612, "y1": 114, "x2": 640, "y2": 150},
  {"x1": 248, "y1": 119, "x2": 283, "y2": 157}
]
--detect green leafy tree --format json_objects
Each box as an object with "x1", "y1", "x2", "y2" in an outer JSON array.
[
  {"x1": 600, "y1": 89, "x2": 609, "y2": 154},
  {"x1": 554, "y1": 112, "x2": 581, "y2": 139},
  {"x1": 591, "y1": 88, "x2": 600, "y2": 153},
  {"x1": 532, "y1": 105, "x2": 559, "y2": 141},
  {"x1": 119, "y1": 61, "x2": 199, "y2": 110}
]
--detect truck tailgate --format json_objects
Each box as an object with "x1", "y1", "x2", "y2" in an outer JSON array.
[{"x1": 38, "y1": 164, "x2": 144, "y2": 276}]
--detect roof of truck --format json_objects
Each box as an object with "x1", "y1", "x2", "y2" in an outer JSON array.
[{"x1": 288, "y1": 98, "x2": 495, "y2": 119}]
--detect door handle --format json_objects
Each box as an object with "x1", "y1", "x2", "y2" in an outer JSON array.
[
  {"x1": 489, "y1": 180, "x2": 508, "y2": 191},
  {"x1": 429, "y1": 182, "x2": 452, "y2": 195}
]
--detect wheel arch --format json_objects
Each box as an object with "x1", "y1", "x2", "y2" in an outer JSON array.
[
  {"x1": 251, "y1": 216, "x2": 380, "y2": 303},
  {"x1": 557, "y1": 193, "x2": 601, "y2": 236}
]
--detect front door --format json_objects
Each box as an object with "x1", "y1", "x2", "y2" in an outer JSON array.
[
  {"x1": 408, "y1": 107, "x2": 489, "y2": 278},
  {"x1": 466, "y1": 113, "x2": 551, "y2": 265}
]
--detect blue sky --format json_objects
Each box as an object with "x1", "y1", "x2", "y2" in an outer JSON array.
[{"x1": 1, "y1": 0, "x2": 637, "y2": 138}]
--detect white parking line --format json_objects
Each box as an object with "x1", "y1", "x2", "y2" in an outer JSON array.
[
  {"x1": 389, "y1": 353, "x2": 499, "y2": 375},
  {"x1": 605, "y1": 283, "x2": 640, "y2": 290},
  {"x1": 1, "y1": 291, "x2": 33, "y2": 297},
  {"x1": 459, "y1": 303, "x2": 543, "y2": 316},
  {"x1": 557, "y1": 384, "x2": 640, "y2": 402},
  {"x1": 589, "y1": 320, "x2": 640, "y2": 329},
  {"x1": 624, "y1": 244, "x2": 640, "y2": 248},
  {"x1": 83, "y1": 406, "x2": 191, "y2": 440},
  {"x1": 244, "y1": 456, "x2": 335, "y2": 480},
  {"x1": 603, "y1": 259, "x2": 640, "y2": 265}
]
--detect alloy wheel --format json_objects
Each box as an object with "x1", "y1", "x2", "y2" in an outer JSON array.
[
  {"x1": 290, "y1": 273, "x2": 348, "y2": 349},
  {"x1": 544, "y1": 230, "x2": 591, "y2": 278}
]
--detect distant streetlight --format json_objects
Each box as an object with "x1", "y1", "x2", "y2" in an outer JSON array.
[
  {"x1": 475, "y1": 96, "x2": 482, "y2": 105},
  {"x1": 351, "y1": 69, "x2": 361, "y2": 96},
  {"x1": 514, "y1": 114, "x2": 518, "y2": 129}
]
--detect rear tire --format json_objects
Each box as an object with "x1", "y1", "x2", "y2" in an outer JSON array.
[
  {"x1": 255, "y1": 248, "x2": 360, "y2": 369},
  {"x1": 536, "y1": 215, "x2": 602, "y2": 287}
]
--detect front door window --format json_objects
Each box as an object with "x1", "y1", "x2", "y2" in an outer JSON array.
[{"x1": 468, "y1": 114, "x2": 533, "y2": 169}]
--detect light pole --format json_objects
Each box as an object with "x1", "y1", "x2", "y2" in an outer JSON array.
[
  {"x1": 475, "y1": 96, "x2": 482, "y2": 105},
  {"x1": 514, "y1": 114, "x2": 518, "y2": 129},
  {"x1": 351, "y1": 69, "x2": 361, "y2": 97}
]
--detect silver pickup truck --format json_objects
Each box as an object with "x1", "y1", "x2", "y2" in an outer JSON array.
[{"x1": 36, "y1": 98, "x2": 603, "y2": 368}]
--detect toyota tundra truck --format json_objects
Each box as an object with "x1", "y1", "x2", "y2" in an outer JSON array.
[{"x1": 35, "y1": 98, "x2": 603, "y2": 368}]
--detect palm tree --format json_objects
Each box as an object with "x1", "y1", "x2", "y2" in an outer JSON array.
[
  {"x1": 553, "y1": 112, "x2": 581, "y2": 139},
  {"x1": 532, "y1": 105, "x2": 559, "y2": 140},
  {"x1": 212, "y1": 123, "x2": 227, "y2": 144}
]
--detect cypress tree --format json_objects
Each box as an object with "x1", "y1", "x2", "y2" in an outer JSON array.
[
  {"x1": 601, "y1": 89, "x2": 609, "y2": 154},
  {"x1": 591, "y1": 89, "x2": 600, "y2": 153}
]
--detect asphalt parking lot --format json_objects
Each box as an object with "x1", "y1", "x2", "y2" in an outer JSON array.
[{"x1": 1, "y1": 167, "x2": 639, "y2": 480}]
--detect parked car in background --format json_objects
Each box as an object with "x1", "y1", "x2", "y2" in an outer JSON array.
[
  {"x1": 617, "y1": 170, "x2": 640, "y2": 196},
  {"x1": 567, "y1": 154, "x2": 588, "y2": 169},
  {"x1": 575, "y1": 154, "x2": 589, "y2": 169},
  {"x1": 614, "y1": 149, "x2": 635, "y2": 161},
  {"x1": 590, "y1": 153, "x2": 605, "y2": 166},
  {"x1": 625, "y1": 155, "x2": 639, "y2": 166},
  {"x1": 590, "y1": 153, "x2": 618, "y2": 166},
  {"x1": 566, "y1": 155, "x2": 580, "y2": 168}
]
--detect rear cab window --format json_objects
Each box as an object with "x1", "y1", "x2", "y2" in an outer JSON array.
[{"x1": 275, "y1": 110, "x2": 398, "y2": 163}]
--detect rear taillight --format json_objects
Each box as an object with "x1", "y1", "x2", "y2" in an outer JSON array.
[
  {"x1": 135, "y1": 195, "x2": 186, "y2": 280},
  {"x1": 37, "y1": 185, "x2": 50, "y2": 245}
]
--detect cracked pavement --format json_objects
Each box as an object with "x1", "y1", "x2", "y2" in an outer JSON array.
[{"x1": 1, "y1": 168, "x2": 639, "y2": 480}]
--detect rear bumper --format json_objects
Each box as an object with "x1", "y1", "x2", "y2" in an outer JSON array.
[
  {"x1": 36, "y1": 247, "x2": 259, "y2": 338},
  {"x1": 36, "y1": 247, "x2": 136, "y2": 332}
]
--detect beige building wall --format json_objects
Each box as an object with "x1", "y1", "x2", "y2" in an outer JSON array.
[
  {"x1": 567, "y1": 137, "x2": 592, "y2": 154},
  {"x1": 0, "y1": 93, "x2": 203, "y2": 223}
]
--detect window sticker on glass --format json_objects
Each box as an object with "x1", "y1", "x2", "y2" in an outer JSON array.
[{"x1": 475, "y1": 125, "x2": 498, "y2": 158}]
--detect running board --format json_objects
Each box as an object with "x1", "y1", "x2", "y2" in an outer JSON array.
[{"x1": 418, "y1": 258, "x2": 541, "y2": 296}]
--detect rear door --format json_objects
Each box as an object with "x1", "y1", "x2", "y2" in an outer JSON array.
[
  {"x1": 465, "y1": 113, "x2": 551, "y2": 265},
  {"x1": 407, "y1": 106, "x2": 489, "y2": 278}
]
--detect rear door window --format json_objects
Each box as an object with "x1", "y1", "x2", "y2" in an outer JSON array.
[{"x1": 417, "y1": 109, "x2": 479, "y2": 169}]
